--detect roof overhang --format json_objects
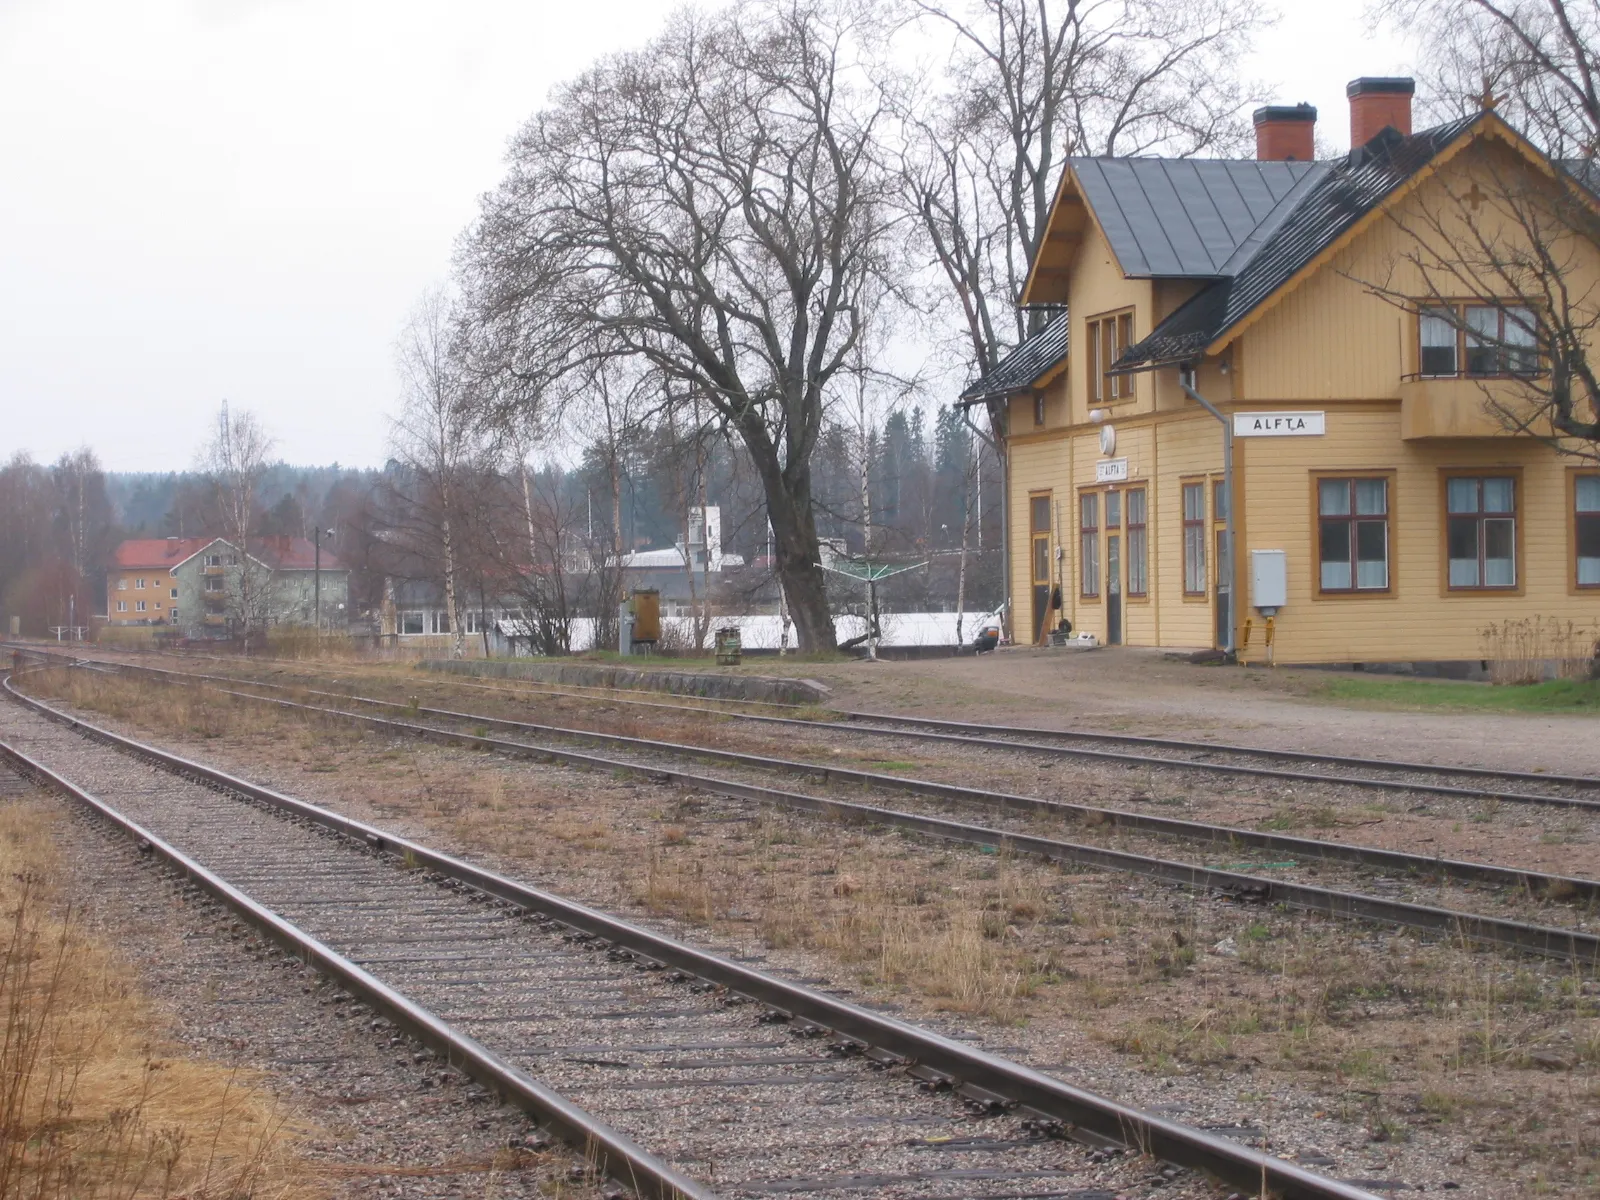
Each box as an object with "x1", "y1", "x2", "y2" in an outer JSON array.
[{"x1": 1018, "y1": 167, "x2": 1092, "y2": 306}]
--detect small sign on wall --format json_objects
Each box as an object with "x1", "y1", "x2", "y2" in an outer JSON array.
[
  {"x1": 1095, "y1": 457, "x2": 1129, "y2": 483},
  {"x1": 1233, "y1": 411, "x2": 1325, "y2": 436}
]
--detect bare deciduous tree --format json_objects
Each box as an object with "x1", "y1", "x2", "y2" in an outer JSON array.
[
  {"x1": 1356, "y1": 136, "x2": 1600, "y2": 457},
  {"x1": 1377, "y1": 0, "x2": 1600, "y2": 156},
  {"x1": 200, "y1": 402, "x2": 275, "y2": 650},
  {"x1": 463, "y1": 0, "x2": 902, "y2": 653},
  {"x1": 892, "y1": 0, "x2": 1266, "y2": 399},
  {"x1": 390, "y1": 289, "x2": 495, "y2": 659}
]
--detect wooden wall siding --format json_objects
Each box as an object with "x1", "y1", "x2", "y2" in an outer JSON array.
[
  {"x1": 1007, "y1": 414, "x2": 1227, "y2": 649},
  {"x1": 1240, "y1": 141, "x2": 1600, "y2": 403},
  {"x1": 1239, "y1": 410, "x2": 1592, "y2": 663},
  {"x1": 1068, "y1": 222, "x2": 1154, "y2": 424},
  {"x1": 1001, "y1": 132, "x2": 1600, "y2": 660}
]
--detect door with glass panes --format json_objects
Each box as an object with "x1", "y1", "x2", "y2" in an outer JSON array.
[
  {"x1": 1104, "y1": 490, "x2": 1122, "y2": 644},
  {"x1": 1030, "y1": 494, "x2": 1052, "y2": 644}
]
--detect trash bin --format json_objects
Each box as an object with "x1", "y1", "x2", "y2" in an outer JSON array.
[{"x1": 715, "y1": 627, "x2": 742, "y2": 666}]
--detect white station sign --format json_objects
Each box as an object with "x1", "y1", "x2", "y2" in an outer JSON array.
[
  {"x1": 1233, "y1": 411, "x2": 1326, "y2": 437},
  {"x1": 1095, "y1": 457, "x2": 1129, "y2": 483}
]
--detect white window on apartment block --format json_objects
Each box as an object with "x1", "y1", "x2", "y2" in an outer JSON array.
[
  {"x1": 171, "y1": 588, "x2": 178, "y2": 599},
  {"x1": 116, "y1": 601, "x2": 126, "y2": 613},
  {"x1": 135, "y1": 578, "x2": 145, "y2": 589},
  {"x1": 135, "y1": 600, "x2": 146, "y2": 612},
  {"x1": 117, "y1": 579, "x2": 127, "y2": 590},
  {"x1": 206, "y1": 576, "x2": 223, "y2": 592}
]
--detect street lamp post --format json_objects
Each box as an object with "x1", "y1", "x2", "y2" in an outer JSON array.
[{"x1": 314, "y1": 528, "x2": 334, "y2": 633}]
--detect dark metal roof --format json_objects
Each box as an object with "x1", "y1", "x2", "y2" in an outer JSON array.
[
  {"x1": 958, "y1": 312, "x2": 1069, "y2": 402},
  {"x1": 1116, "y1": 114, "x2": 1482, "y2": 368},
  {"x1": 1562, "y1": 158, "x2": 1600, "y2": 199},
  {"x1": 1070, "y1": 157, "x2": 1328, "y2": 278}
]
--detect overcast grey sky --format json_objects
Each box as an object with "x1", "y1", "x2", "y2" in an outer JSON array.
[{"x1": 0, "y1": 0, "x2": 1408, "y2": 474}]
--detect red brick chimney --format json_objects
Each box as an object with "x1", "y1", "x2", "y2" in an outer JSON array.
[
  {"x1": 1253, "y1": 103, "x2": 1317, "y2": 161},
  {"x1": 1347, "y1": 77, "x2": 1414, "y2": 148}
]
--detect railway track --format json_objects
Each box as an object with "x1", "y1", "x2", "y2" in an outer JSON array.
[
  {"x1": 22, "y1": 657, "x2": 1600, "y2": 965},
  {"x1": 22, "y1": 644, "x2": 1600, "y2": 809},
  {"x1": 0, "y1": 671, "x2": 1387, "y2": 1200}
]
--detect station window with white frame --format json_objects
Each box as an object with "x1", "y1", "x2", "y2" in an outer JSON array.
[
  {"x1": 1317, "y1": 477, "x2": 1390, "y2": 591},
  {"x1": 400, "y1": 611, "x2": 425, "y2": 635}
]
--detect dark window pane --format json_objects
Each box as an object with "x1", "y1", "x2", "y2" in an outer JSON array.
[
  {"x1": 1421, "y1": 346, "x2": 1458, "y2": 376},
  {"x1": 1320, "y1": 520, "x2": 1352, "y2": 563},
  {"x1": 1579, "y1": 514, "x2": 1600, "y2": 585},
  {"x1": 1465, "y1": 305, "x2": 1499, "y2": 375},
  {"x1": 1448, "y1": 516, "x2": 1480, "y2": 587},
  {"x1": 1320, "y1": 520, "x2": 1351, "y2": 590},
  {"x1": 1031, "y1": 497, "x2": 1050, "y2": 532},
  {"x1": 1484, "y1": 518, "x2": 1516, "y2": 585},
  {"x1": 1355, "y1": 521, "x2": 1389, "y2": 588}
]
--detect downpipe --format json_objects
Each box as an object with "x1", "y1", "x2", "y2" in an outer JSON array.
[{"x1": 1178, "y1": 366, "x2": 1235, "y2": 657}]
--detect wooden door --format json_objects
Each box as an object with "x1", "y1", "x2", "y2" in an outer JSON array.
[{"x1": 1030, "y1": 494, "x2": 1052, "y2": 644}]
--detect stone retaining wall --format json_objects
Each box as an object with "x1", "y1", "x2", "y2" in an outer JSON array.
[{"x1": 419, "y1": 659, "x2": 831, "y2": 706}]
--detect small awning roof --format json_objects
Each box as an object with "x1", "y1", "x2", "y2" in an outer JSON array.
[{"x1": 958, "y1": 313, "x2": 1069, "y2": 403}]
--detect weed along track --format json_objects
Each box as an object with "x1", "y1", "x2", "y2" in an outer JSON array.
[
  {"x1": 33, "y1": 655, "x2": 1600, "y2": 963},
  {"x1": 0, "y1": 671, "x2": 1392, "y2": 1200}
]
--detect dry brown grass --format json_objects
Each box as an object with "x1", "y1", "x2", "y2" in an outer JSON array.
[
  {"x1": 31, "y1": 663, "x2": 1600, "y2": 1193},
  {"x1": 0, "y1": 798, "x2": 318, "y2": 1200}
]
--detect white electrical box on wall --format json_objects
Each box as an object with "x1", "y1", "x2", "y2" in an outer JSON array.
[{"x1": 1251, "y1": 550, "x2": 1288, "y2": 614}]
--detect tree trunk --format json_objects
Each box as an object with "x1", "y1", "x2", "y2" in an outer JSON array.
[
  {"x1": 760, "y1": 467, "x2": 836, "y2": 654},
  {"x1": 441, "y1": 509, "x2": 465, "y2": 660}
]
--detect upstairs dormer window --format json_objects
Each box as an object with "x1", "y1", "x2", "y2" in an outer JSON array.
[
  {"x1": 1087, "y1": 310, "x2": 1135, "y2": 403},
  {"x1": 1419, "y1": 304, "x2": 1538, "y2": 377}
]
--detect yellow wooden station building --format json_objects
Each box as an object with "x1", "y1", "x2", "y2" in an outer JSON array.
[{"x1": 963, "y1": 78, "x2": 1600, "y2": 668}]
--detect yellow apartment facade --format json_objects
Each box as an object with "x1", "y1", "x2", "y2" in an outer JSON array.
[
  {"x1": 104, "y1": 537, "x2": 210, "y2": 625},
  {"x1": 963, "y1": 79, "x2": 1600, "y2": 668}
]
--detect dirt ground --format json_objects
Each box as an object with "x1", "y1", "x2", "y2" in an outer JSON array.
[{"x1": 783, "y1": 647, "x2": 1600, "y2": 776}]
